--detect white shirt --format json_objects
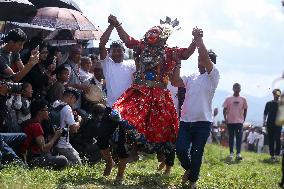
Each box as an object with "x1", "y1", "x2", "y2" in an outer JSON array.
[
  {"x1": 79, "y1": 68, "x2": 94, "y2": 84},
  {"x1": 52, "y1": 100, "x2": 76, "y2": 149},
  {"x1": 247, "y1": 131, "x2": 257, "y2": 144},
  {"x1": 101, "y1": 55, "x2": 136, "y2": 107},
  {"x1": 180, "y1": 67, "x2": 220, "y2": 122},
  {"x1": 17, "y1": 99, "x2": 31, "y2": 124}
]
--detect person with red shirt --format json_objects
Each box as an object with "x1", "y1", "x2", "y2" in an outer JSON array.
[{"x1": 21, "y1": 100, "x2": 68, "y2": 169}]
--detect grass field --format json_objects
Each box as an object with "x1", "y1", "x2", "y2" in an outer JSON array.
[{"x1": 0, "y1": 144, "x2": 281, "y2": 189}]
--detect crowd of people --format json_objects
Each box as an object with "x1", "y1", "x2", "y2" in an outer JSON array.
[{"x1": 0, "y1": 14, "x2": 282, "y2": 189}]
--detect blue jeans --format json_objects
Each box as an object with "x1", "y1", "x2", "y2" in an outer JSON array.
[
  {"x1": 176, "y1": 121, "x2": 211, "y2": 182},
  {"x1": 227, "y1": 123, "x2": 243, "y2": 154},
  {"x1": 0, "y1": 133, "x2": 26, "y2": 164}
]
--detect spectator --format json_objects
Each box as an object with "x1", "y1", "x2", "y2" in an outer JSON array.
[
  {"x1": 255, "y1": 127, "x2": 265, "y2": 153},
  {"x1": 263, "y1": 89, "x2": 282, "y2": 161},
  {"x1": 89, "y1": 54, "x2": 99, "y2": 74},
  {"x1": 21, "y1": 99, "x2": 67, "y2": 169},
  {"x1": 5, "y1": 82, "x2": 33, "y2": 132},
  {"x1": 22, "y1": 43, "x2": 51, "y2": 99},
  {"x1": 16, "y1": 82, "x2": 33, "y2": 125},
  {"x1": 223, "y1": 83, "x2": 248, "y2": 161},
  {"x1": 247, "y1": 127, "x2": 257, "y2": 152},
  {"x1": 0, "y1": 132, "x2": 26, "y2": 166},
  {"x1": 79, "y1": 56, "x2": 94, "y2": 84},
  {"x1": 51, "y1": 88, "x2": 82, "y2": 165},
  {"x1": 0, "y1": 28, "x2": 39, "y2": 82},
  {"x1": 212, "y1": 108, "x2": 221, "y2": 144},
  {"x1": 64, "y1": 45, "x2": 90, "y2": 110},
  {"x1": 47, "y1": 66, "x2": 69, "y2": 103}
]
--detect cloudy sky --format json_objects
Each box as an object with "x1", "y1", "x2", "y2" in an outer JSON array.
[{"x1": 76, "y1": 0, "x2": 284, "y2": 97}]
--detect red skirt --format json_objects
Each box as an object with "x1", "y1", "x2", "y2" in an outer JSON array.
[{"x1": 113, "y1": 84, "x2": 178, "y2": 143}]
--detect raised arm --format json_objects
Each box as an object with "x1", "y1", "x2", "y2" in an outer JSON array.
[
  {"x1": 194, "y1": 28, "x2": 213, "y2": 74},
  {"x1": 181, "y1": 39, "x2": 196, "y2": 59},
  {"x1": 99, "y1": 23, "x2": 115, "y2": 60},
  {"x1": 108, "y1": 15, "x2": 132, "y2": 45},
  {"x1": 3, "y1": 49, "x2": 39, "y2": 82}
]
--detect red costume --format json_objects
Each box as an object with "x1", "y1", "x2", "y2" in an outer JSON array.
[{"x1": 113, "y1": 24, "x2": 189, "y2": 143}]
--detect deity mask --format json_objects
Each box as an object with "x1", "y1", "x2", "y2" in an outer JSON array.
[{"x1": 144, "y1": 26, "x2": 162, "y2": 45}]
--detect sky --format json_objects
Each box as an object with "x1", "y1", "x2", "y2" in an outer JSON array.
[{"x1": 76, "y1": 0, "x2": 284, "y2": 97}]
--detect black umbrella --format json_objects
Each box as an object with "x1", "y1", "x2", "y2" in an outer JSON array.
[
  {"x1": 28, "y1": 0, "x2": 81, "y2": 12},
  {"x1": 0, "y1": 0, "x2": 37, "y2": 22}
]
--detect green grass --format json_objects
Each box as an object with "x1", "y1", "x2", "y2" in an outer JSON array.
[{"x1": 0, "y1": 144, "x2": 281, "y2": 189}]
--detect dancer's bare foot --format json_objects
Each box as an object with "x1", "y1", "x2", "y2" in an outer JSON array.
[
  {"x1": 157, "y1": 161, "x2": 165, "y2": 171},
  {"x1": 103, "y1": 161, "x2": 114, "y2": 176},
  {"x1": 163, "y1": 165, "x2": 172, "y2": 176}
]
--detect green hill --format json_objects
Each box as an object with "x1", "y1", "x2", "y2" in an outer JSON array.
[{"x1": 0, "y1": 144, "x2": 281, "y2": 189}]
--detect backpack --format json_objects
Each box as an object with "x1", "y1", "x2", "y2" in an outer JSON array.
[{"x1": 49, "y1": 103, "x2": 67, "y2": 129}]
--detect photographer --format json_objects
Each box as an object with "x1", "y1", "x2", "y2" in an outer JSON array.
[
  {"x1": 21, "y1": 99, "x2": 68, "y2": 169},
  {"x1": 0, "y1": 84, "x2": 26, "y2": 166},
  {"x1": 51, "y1": 88, "x2": 82, "y2": 165},
  {"x1": 0, "y1": 28, "x2": 39, "y2": 82},
  {"x1": 0, "y1": 28, "x2": 39, "y2": 132}
]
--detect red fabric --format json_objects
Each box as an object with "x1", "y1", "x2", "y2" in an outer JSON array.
[
  {"x1": 113, "y1": 84, "x2": 179, "y2": 143},
  {"x1": 21, "y1": 121, "x2": 44, "y2": 155},
  {"x1": 115, "y1": 37, "x2": 190, "y2": 143}
]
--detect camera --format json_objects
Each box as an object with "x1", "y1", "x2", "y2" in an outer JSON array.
[
  {"x1": 0, "y1": 81, "x2": 23, "y2": 94},
  {"x1": 61, "y1": 127, "x2": 68, "y2": 137},
  {"x1": 53, "y1": 125, "x2": 68, "y2": 137}
]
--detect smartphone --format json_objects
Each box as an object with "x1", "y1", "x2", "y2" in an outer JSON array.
[{"x1": 34, "y1": 45, "x2": 39, "y2": 52}]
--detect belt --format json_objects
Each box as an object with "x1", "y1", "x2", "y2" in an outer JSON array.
[{"x1": 134, "y1": 80, "x2": 167, "y2": 89}]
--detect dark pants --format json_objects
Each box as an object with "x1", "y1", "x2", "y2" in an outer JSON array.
[
  {"x1": 227, "y1": 123, "x2": 243, "y2": 154},
  {"x1": 157, "y1": 151, "x2": 175, "y2": 166},
  {"x1": 176, "y1": 121, "x2": 211, "y2": 182},
  {"x1": 96, "y1": 120, "x2": 129, "y2": 159},
  {"x1": 267, "y1": 125, "x2": 282, "y2": 156},
  {"x1": 30, "y1": 152, "x2": 68, "y2": 170},
  {"x1": 0, "y1": 133, "x2": 26, "y2": 164}
]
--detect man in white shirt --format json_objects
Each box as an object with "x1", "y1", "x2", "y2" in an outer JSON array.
[
  {"x1": 171, "y1": 28, "x2": 220, "y2": 188},
  {"x1": 98, "y1": 23, "x2": 135, "y2": 181},
  {"x1": 99, "y1": 28, "x2": 135, "y2": 107},
  {"x1": 52, "y1": 88, "x2": 82, "y2": 165}
]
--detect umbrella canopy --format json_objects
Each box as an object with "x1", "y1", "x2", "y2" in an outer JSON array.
[
  {"x1": 27, "y1": 7, "x2": 96, "y2": 31},
  {"x1": 0, "y1": 0, "x2": 37, "y2": 22},
  {"x1": 28, "y1": 0, "x2": 81, "y2": 12},
  {"x1": 6, "y1": 21, "x2": 54, "y2": 40},
  {"x1": 45, "y1": 28, "x2": 103, "y2": 41}
]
